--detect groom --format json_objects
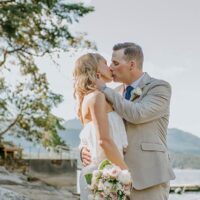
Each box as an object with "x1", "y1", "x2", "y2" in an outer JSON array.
[{"x1": 81, "y1": 42, "x2": 175, "y2": 200}]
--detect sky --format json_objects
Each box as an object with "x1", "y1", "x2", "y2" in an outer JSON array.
[{"x1": 35, "y1": 0, "x2": 200, "y2": 137}]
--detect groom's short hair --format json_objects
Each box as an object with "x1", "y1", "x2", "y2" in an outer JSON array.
[{"x1": 113, "y1": 42, "x2": 144, "y2": 69}]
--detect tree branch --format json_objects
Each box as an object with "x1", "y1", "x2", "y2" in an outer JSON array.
[
  {"x1": 0, "y1": 114, "x2": 22, "y2": 137},
  {"x1": 0, "y1": 94, "x2": 29, "y2": 137},
  {"x1": 0, "y1": 45, "x2": 25, "y2": 67},
  {"x1": 0, "y1": 50, "x2": 7, "y2": 67}
]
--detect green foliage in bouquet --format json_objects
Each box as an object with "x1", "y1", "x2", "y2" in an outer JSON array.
[
  {"x1": 98, "y1": 159, "x2": 112, "y2": 170},
  {"x1": 85, "y1": 173, "x2": 93, "y2": 185},
  {"x1": 84, "y1": 159, "x2": 112, "y2": 185}
]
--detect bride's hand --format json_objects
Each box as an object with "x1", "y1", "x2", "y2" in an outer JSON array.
[
  {"x1": 121, "y1": 165, "x2": 129, "y2": 170},
  {"x1": 81, "y1": 147, "x2": 92, "y2": 167}
]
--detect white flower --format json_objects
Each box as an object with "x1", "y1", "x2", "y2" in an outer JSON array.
[
  {"x1": 102, "y1": 168, "x2": 110, "y2": 178},
  {"x1": 104, "y1": 187, "x2": 111, "y2": 196},
  {"x1": 93, "y1": 170, "x2": 99, "y2": 177},
  {"x1": 88, "y1": 194, "x2": 94, "y2": 200},
  {"x1": 104, "y1": 181, "x2": 114, "y2": 194},
  {"x1": 130, "y1": 89, "x2": 135, "y2": 97},
  {"x1": 104, "y1": 181, "x2": 112, "y2": 189},
  {"x1": 134, "y1": 87, "x2": 142, "y2": 96},
  {"x1": 91, "y1": 176, "x2": 97, "y2": 185},
  {"x1": 130, "y1": 87, "x2": 142, "y2": 101},
  {"x1": 93, "y1": 170, "x2": 102, "y2": 179},
  {"x1": 124, "y1": 188, "x2": 131, "y2": 196},
  {"x1": 118, "y1": 170, "x2": 132, "y2": 185},
  {"x1": 98, "y1": 180, "x2": 105, "y2": 190}
]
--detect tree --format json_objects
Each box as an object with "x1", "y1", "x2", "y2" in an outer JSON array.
[{"x1": 0, "y1": 0, "x2": 95, "y2": 147}]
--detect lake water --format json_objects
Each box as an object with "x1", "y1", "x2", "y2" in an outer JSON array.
[
  {"x1": 170, "y1": 193, "x2": 200, "y2": 200},
  {"x1": 169, "y1": 169, "x2": 200, "y2": 200}
]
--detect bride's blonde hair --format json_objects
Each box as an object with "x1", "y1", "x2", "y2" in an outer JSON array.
[{"x1": 73, "y1": 53, "x2": 105, "y2": 122}]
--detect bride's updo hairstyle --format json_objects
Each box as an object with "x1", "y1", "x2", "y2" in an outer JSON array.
[{"x1": 73, "y1": 53, "x2": 105, "y2": 122}]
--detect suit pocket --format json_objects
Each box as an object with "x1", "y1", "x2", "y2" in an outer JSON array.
[{"x1": 141, "y1": 143, "x2": 166, "y2": 152}]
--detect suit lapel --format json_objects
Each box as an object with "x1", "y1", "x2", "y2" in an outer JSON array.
[
  {"x1": 115, "y1": 84, "x2": 125, "y2": 96},
  {"x1": 130, "y1": 73, "x2": 152, "y2": 102}
]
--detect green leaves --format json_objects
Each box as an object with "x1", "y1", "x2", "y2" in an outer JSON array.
[
  {"x1": 0, "y1": 0, "x2": 95, "y2": 57},
  {"x1": 84, "y1": 173, "x2": 93, "y2": 185},
  {"x1": 98, "y1": 159, "x2": 112, "y2": 170},
  {"x1": 0, "y1": 0, "x2": 95, "y2": 147}
]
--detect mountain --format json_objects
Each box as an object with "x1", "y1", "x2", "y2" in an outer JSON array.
[
  {"x1": 167, "y1": 128, "x2": 200, "y2": 169},
  {"x1": 61, "y1": 119, "x2": 200, "y2": 169},
  {"x1": 58, "y1": 118, "x2": 82, "y2": 149},
  {"x1": 59, "y1": 129, "x2": 80, "y2": 149},
  {"x1": 64, "y1": 118, "x2": 82, "y2": 130},
  {"x1": 167, "y1": 128, "x2": 200, "y2": 154}
]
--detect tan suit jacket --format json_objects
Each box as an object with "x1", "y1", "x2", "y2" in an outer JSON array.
[{"x1": 102, "y1": 73, "x2": 175, "y2": 190}]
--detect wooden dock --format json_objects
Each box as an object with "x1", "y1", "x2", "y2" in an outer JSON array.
[{"x1": 170, "y1": 184, "x2": 200, "y2": 194}]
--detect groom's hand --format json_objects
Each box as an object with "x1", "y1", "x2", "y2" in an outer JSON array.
[{"x1": 81, "y1": 147, "x2": 91, "y2": 166}]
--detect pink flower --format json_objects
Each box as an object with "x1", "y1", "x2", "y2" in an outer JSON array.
[
  {"x1": 100, "y1": 192, "x2": 104, "y2": 198},
  {"x1": 108, "y1": 166, "x2": 121, "y2": 178},
  {"x1": 123, "y1": 184, "x2": 132, "y2": 195},
  {"x1": 110, "y1": 192, "x2": 118, "y2": 200}
]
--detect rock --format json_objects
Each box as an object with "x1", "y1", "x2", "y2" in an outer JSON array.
[
  {"x1": 0, "y1": 174, "x2": 24, "y2": 185},
  {"x1": 0, "y1": 187, "x2": 31, "y2": 200},
  {"x1": 0, "y1": 166, "x2": 78, "y2": 199},
  {"x1": 0, "y1": 166, "x2": 9, "y2": 175},
  {"x1": 0, "y1": 167, "x2": 24, "y2": 185}
]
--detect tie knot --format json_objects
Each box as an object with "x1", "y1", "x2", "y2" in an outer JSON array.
[{"x1": 126, "y1": 85, "x2": 134, "y2": 92}]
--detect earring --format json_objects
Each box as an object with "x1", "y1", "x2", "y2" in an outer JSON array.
[{"x1": 96, "y1": 73, "x2": 100, "y2": 79}]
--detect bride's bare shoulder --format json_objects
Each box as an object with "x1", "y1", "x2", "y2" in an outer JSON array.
[{"x1": 84, "y1": 90, "x2": 106, "y2": 105}]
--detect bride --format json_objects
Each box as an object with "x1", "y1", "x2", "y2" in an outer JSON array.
[{"x1": 73, "y1": 53, "x2": 129, "y2": 199}]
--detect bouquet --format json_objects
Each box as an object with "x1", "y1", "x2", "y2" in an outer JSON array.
[{"x1": 85, "y1": 159, "x2": 132, "y2": 200}]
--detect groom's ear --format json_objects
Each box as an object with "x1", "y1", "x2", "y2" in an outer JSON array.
[{"x1": 129, "y1": 60, "x2": 136, "y2": 71}]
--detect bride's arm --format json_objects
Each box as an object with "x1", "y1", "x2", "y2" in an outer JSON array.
[{"x1": 89, "y1": 91, "x2": 128, "y2": 170}]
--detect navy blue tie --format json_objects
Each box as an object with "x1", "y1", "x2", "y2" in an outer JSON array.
[{"x1": 125, "y1": 86, "x2": 134, "y2": 100}]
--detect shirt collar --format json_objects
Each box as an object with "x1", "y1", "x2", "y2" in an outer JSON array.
[{"x1": 125, "y1": 72, "x2": 145, "y2": 89}]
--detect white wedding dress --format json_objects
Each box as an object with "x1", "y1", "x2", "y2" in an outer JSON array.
[{"x1": 79, "y1": 111, "x2": 128, "y2": 200}]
